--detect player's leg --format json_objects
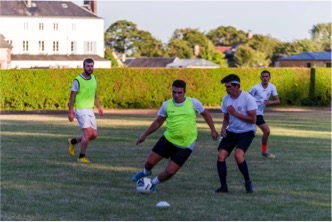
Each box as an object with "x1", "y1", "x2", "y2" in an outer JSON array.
[
  {"x1": 132, "y1": 136, "x2": 168, "y2": 182},
  {"x1": 149, "y1": 146, "x2": 192, "y2": 193},
  {"x1": 67, "y1": 136, "x2": 81, "y2": 156},
  {"x1": 216, "y1": 131, "x2": 234, "y2": 193},
  {"x1": 78, "y1": 127, "x2": 94, "y2": 162},
  {"x1": 258, "y1": 123, "x2": 275, "y2": 158},
  {"x1": 235, "y1": 131, "x2": 255, "y2": 193}
]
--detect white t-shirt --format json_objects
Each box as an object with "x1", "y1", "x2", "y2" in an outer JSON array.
[
  {"x1": 221, "y1": 91, "x2": 257, "y2": 133},
  {"x1": 249, "y1": 83, "x2": 278, "y2": 115}
]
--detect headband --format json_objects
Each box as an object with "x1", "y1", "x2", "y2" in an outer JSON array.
[{"x1": 230, "y1": 80, "x2": 240, "y2": 84}]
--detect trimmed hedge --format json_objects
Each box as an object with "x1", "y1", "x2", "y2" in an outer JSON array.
[{"x1": 0, "y1": 68, "x2": 330, "y2": 110}]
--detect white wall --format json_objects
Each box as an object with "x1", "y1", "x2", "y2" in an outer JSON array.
[{"x1": 0, "y1": 16, "x2": 104, "y2": 57}]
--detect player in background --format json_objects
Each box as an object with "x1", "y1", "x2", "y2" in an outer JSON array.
[
  {"x1": 132, "y1": 79, "x2": 218, "y2": 193},
  {"x1": 216, "y1": 74, "x2": 257, "y2": 193},
  {"x1": 67, "y1": 58, "x2": 104, "y2": 163},
  {"x1": 249, "y1": 70, "x2": 280, "y2": 158}
]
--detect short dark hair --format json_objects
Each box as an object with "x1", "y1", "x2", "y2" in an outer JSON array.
[
  {"x1": 221, "y1": 74, "x2": 241, "y2": 87},
  {"x1": 261, "y1": 70, "x2": 271, "y2": 77},
  {"x1": 83, "y1": 58, "x2": 94, "y2": 66},
  {"x1": 172, "y1": 79, "x2": 186, "y2": 91}
]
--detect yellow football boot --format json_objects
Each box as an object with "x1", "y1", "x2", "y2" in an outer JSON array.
[
  {"x1": 77, "y1": 157, "x2": 90, "y2": 163},
  {"x1": 67, "y1": 139, "x2": 75, "y2": 156}
]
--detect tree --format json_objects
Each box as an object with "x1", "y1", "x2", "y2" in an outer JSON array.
[
  {"x1": 165, "y1": 38, "x2": 193, "y2": 58},
  {"x1": 198, "y1": 39, "x2": 228, "y2": 67},
  {"x1": 104, "y1": 47, "x2": 120, "y2": 68},
  {"x1": 105, "y1": 20, "x2": 138, "y2": 55},
  {"x1": 234, "y1": 45, "x2": 270, "y2": 67},
  {"x1": 310, "y1": 22, "x2": 332, "y2": 51},
  {"x1": 132, "y1": 30, "x2": 164, "y2": 57},
  {"x1": 206, "y1": 26, "x2": 247, "y2": 46}
]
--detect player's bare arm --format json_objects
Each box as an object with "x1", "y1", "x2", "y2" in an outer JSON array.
[
  {"x1": 136, "y1": 116, "x2": 166, "y2": 145},
  {"x1": 94, "y1": 94, "x2": 104, "y2": 116},
  {"x1": 221, "y1": 113, "x2": 230, "y2": 137},
  {"x1": 200, "y1": 109, "x2": 218, "y2": 141},
  {"x1": 264, "y1": 95, "x2": 280, "y2": 105},
  {"x1": 68, "y1": 91, "x2": 77, "y2": 122}
]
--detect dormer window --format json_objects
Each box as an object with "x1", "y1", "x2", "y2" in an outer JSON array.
[{"x1": 62, "y1": 3, "x2": 68, "y2": 8}]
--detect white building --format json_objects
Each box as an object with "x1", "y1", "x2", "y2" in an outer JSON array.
[{"x1": 0, "y1": 0, "x2": 110, "y2": 69}]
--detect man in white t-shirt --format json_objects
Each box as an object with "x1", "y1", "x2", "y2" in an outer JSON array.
[
  {"x1": 249, "y1": 70, "x2": 280, "y2": 158},
  {"x1": 216, "y1": 74, "x2": 257, "y2": 193}
]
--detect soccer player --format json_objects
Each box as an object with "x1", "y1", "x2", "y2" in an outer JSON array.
[
  {"x1": 216, "y1": 74, "x2": 257, "y2": 193},
  {"x1": 67, "y1": 58, "x2": 104, "y2": 163},
  {"x1": 132, "y1": 79, "x2": 218, "y2": 193},
  {"x1": 249, "y1": 70, "x2": 280, "y2": 158}
]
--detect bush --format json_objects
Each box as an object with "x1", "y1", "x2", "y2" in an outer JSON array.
[{"x1": 0, "y1": 68, "x2": 330, "y2": 110}]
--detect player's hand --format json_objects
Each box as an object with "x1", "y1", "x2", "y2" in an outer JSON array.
[
  {"x1": 227, "y1": 105, "x2": 236, "y2": 115},
  {"x1": 136, "y1": 135, "x2": 146, "y2": 145},
  {"x1": 98, "y1": 108, "x2": 104, "y2": 116},
  {"x1": 68, "y1": 112, "x2": 74, "y2": 122},
  {"x1": 264, "y1": 100, "x2": 271, "y2": 105},
  {"x1": 211, "y1": 130, "x2": 218, "y2": 141}
]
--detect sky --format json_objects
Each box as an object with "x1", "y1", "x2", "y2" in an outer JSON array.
[{"x1": 73, "y1": 0, "x2": 331, "y2": 43}]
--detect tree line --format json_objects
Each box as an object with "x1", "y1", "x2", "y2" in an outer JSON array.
[{"x1": 104, "y1": 20, "x2": 331, "y2": 68}]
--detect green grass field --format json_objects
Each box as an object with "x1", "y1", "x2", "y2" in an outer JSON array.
[{"x1": 1, "y1": 109, "x2": 331, "y2": 220}]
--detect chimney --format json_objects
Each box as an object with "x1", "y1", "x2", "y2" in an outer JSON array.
[{"x1": 84, "y1": 0, "x2": 97, "y2": 15}]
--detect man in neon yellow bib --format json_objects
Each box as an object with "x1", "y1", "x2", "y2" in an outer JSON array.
[
  {"x1": 132, "y1": 79, "x2": 218, "y2": 193},
  {"x1": 67, "y1": 58, "x2": 104, "y2": 163}
]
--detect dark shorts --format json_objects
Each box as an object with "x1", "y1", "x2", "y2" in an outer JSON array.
[
  {"x1": 256, "y1": 115, "x2": 266, "y2": 125},
  {"x1": 152, "y1": 136, "x2": 192, "y2": 167},
  {"x1": 218, "y1": 130, "x2": 255, "y2": 154}
]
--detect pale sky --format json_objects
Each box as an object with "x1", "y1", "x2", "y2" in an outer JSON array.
[{"x1": 73, "y1": 0, "x2": 331, "y2": 43}]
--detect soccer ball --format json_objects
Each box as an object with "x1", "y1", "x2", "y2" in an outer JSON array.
[{"x1": 136, "y1": 177, "x2": 153, "y2": 193}]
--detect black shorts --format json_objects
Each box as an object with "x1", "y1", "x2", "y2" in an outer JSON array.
[
  {"x1": 218, "y1": 130, "x2": 255, "y2": 154},
  {"x1": 152, "y1": 136, "x2": 192, "y2": 167},
  {"x1": 256, "y1": 115, "x2": 266, "y2": 125}
]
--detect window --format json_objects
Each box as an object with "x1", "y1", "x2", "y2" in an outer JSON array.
[
  {"x1": 23, "y1": 41, "x2": 29, "y2": 51},
  {"x1": 53, "y1": 41, "x2": 59, "y2": 52},
  {"x1": 84, "y1": 41, "x2": 96, "y2": 53},
  {"x1": 306, "y1": 63, "x2": 311, "y2": 68},
  {"x1": 70, "y1": 41, "x2": 76, "y2": 52},
  {"x1": 53, "y1": 23, "x2": 58, "y2": 31},
  {"x1": 39, "y1": 23, "x2": 44, "y2": 30},
  {"x1": 24, "y1": 22, "x2": 28, "y2": 30},
  {"x1": 39, "y1": 41, "x2": 45, "y2": 52},
  {"x1": 87, "y1": 41, "x2": 93, "y2": 52},
  {"x1": 326, "y1": 63, "x2": 331, "y2": 68}
]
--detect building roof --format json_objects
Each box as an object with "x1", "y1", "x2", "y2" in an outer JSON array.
[
  {"x1": 215, "y1": 46, "x2": 232, "y2": 54},
  {"x1": 166, "y1": 58, "x2": 219, "y2": 68},
  {"x1": 0, "y1": 1, "x2": 99, "y2": 18},
  {"x1": 0, "y1": 34, "x2": 12, "y2": 48},
  {"x1": 127, "y1": 57, "x2": 178, "y2": 67},
  {"x1": 278, "y1": 52, "x2": 332, "y2": 61},
  {"x1": 11, "y1": 54, "x2": 109, "y2": 61}
]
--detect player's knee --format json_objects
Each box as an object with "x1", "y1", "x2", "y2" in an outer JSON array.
[
  {"x1": 234, "y1": 151, "x2": 244, "y2": 163},
  {"x1": 218, "y1": 152, "x2": 227, "y2": 162}
]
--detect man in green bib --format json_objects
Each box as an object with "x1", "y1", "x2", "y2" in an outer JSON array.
[
  {"x1": 132, "y1": 79, "x2": 218, "y2": 193},
  {"x1": 67, "y1": 58, "x2": 104, "y2": 163}
]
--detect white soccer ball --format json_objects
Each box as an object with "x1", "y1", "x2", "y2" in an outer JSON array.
[{"x1": 136, "y1": 177, "x2": 153, "y2": 194}]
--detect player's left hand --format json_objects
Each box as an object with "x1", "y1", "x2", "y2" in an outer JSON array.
[{"x1": 98, "y1": 108, "x2": 104, "y2": 116}]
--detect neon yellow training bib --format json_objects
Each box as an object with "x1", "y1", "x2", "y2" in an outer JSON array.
[
  {"x1": 164, "y1": 97, "x2": 197, "y2": 147},
  {"x1": 74, "y1": 74, "x2": 96, "y2": 109}
]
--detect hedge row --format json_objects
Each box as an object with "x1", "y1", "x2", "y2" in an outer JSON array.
[{"x1": 0, "y1": 68, "x2": 330, "y2": 111}]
